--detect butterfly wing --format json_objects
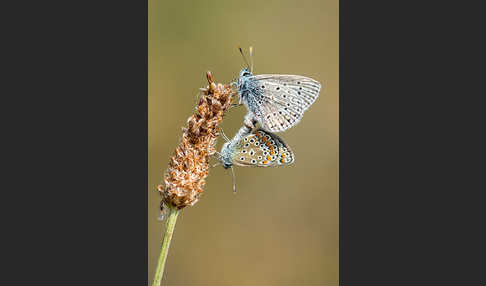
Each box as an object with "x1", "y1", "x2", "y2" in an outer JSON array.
[
  {"x1": 248, "y1": 75, "x2": 321, "y2": 132},
  {"x1": 231, "y1": 129, "x2": 295, "y2": 167}
]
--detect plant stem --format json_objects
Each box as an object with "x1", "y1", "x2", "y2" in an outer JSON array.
[{"x1": 152, "y1": 206, "x2": 180, "y2": 286}]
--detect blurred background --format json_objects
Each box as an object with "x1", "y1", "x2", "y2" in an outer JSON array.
[{"x1": 149, "y1": 0, "x2": 338, "y2": 285}]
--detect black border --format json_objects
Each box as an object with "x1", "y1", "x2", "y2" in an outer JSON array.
[
  {"x1": 5, "y1": 0, "x2": 148, "y2": 284},
  {"x1": 340, "y1": 1, "x2": 481, "y2": 285}
]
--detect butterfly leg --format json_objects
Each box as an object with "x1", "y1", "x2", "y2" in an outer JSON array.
[
  {"x1": 218, "y1": 127, "x2": 230, "y2": 142},
  {"x1": 157, "y1": 202, "x2": 168, "y2": 221},
  {"x1": 229, "y1": 90, "x2": 242, "y2": 108},
  {"x1": 230, "y1": 103, "x2": 243, "y2": 108}
]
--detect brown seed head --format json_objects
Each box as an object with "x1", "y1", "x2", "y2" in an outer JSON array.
[{"x1": 157, "y1": 71, "x2": 234, "y2": 209}]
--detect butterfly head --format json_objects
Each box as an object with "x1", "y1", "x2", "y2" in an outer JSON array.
[
  {"x1": 237, "y1": 67, "x2": 253, "y2": 88},
  {"x1": 220, "y1": 141, "x2": 238, "y2": 193},
  {"x1": 238, "y1": 68, "x2": 253, "y2": 84},
  {"x1": 220, "y1": 142, "x2": 233, "y2": 169},
  {"x1": 239, "y1": 68, "x2": 252, "y2": 78}
]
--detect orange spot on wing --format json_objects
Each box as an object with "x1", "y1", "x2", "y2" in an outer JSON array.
[
  {"x1": 267, "y1": 156, "x2": 271, "y2": 161},
  {"x1": 280, "y1": 159, "x2": 285, "y2": 163},
  {"x1": 270, "y1": 151, "x2": 275, "y2": 155},
  {"x1": 265, "y1": 141, "x2": 271, "y2": 146},
  {"x1": 269, "y1": 146, "x2": 274, "y2": 151},
  {"x1": 263, "y1": 161, "x2": 268, "y2": 164},
  {"x1": 281, "y1": 153, "x2": 286, "y2": 158},
  {"x1": 262, "y1": 137, "x2": 267, "y2": 142}
]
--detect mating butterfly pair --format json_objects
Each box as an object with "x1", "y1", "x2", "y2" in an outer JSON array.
[{"x1": 217, "y1": 47, "x2": 321, "y2": 191}]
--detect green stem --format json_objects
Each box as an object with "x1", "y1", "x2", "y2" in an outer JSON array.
[{"x1": 152, "y1": 206, "x2": 180, "y2": 286}]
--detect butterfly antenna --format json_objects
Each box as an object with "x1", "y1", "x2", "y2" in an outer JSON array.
[
  {"x1": 230, "y1": 166, "x2": 237, "y2": 193},
  {"x1": 238, "y1": 45, "x2": 250, "y2": 69},
  {"x1": 249, "y1": 46, "x2": 254, "y2": 73}
]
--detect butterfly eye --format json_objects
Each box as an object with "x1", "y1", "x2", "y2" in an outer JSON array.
[
  {"x1": 261, "y1": 85, "x2": 265, "y2": 89},
  {"x1": 240, "y1": 157, "x2": 245, "y2": 160},
  {"x1": 297, "y1": 81, "x2": 301, "y2": 84},
  {"x1": 249, "y1": 139, "x2": 254, "y2": 143},
  {"x1": 258, "y1": 156, "x2": 262, "y2": 160},
  {"x1": 244, "y1": 138, "x2": 248, "y2": 141},
  {"x1": 251, "y1": 159, "x2": 257, "y2": 164},
  {"x1": 255, "y1": 142, "x2": 259, "y2": 146},
  {"x1": 249, "y1": 150, "x2": 254, "y2": 155},
  {"x1": 242, "y1": 150, "x2": 247, "y2": 153},
  {"x1": 276, "y1": 87, "x2": 280, "y2": 90},
  {"x1": 244, "y1": 143, "x2": 249, "y2": 147}
]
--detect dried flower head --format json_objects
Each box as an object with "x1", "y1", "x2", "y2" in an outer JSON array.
[{"x1": 157, "y1": 71, "x2": 234, "y2": 210}]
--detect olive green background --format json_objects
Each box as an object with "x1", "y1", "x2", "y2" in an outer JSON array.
[{"x1": 149, "y1": 0, "x2": 338, "y2": 285}]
